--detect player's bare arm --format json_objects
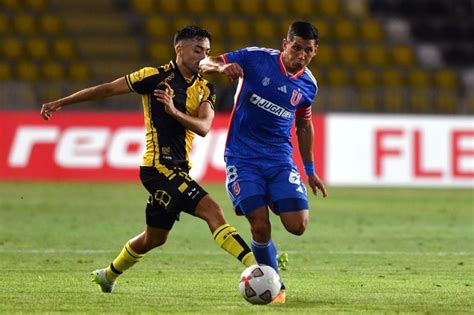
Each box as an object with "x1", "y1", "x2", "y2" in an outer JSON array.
[
  {"x1": 154, "y1": 83, "x2": 214, "y2": 137},
  {"x1": 199, "y1": 56, "x2": 243, "y2": 81},
  {"x1": 40, "y1": 77, "x2": 131, "y2": 120},
  {"x1": 295, "y1": 115, "x2": 328, "y2": 197}
]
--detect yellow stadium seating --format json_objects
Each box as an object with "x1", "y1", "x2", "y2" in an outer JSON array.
[
  {"x1": 408, "y1": 69, "x2": 431, "y2": 88},
  {"x1": 14, "y1": 13, "x2": 36, "y2": 34},
  {"x1": 17, "y1": 61, "x2": 39, "y2": 81},
  {"x1": 25, "y1": 0, "x2": 47, "y2": 10},
  {"x1": 280, "y1": 18, "x2": 293, "y2": 37},
  {"x1": 360, "y1": 19, "x2": 384, "y2": 41},
  {"x1": 3, "y1": 37, "x2": 23, "y2": 59},
  {"x1": 172, "y1": 17, "x2": 195, "y2": 34},
  {"x1": 1, "y1": 0, "x2": 21, "y2": 9},
  {"x1": 68, "y1": 63, "x2": 90, "y2": 82},
  {"x1": 149, "y1": 41, "x2": 174, "y2": 64},
  {"x1": 316, "y1": 0, "x2": 342, "y2": 16},
  {"x1": 383, "y1": 88, "x2": 404, "y2": 112},
  {"x1": 209, "y1": 41, "x2": 225, "y2": 55},
  {"x1": 434, "y1": 69, "x2": 458, "y2": 90},
  {"x1": 354, "y1": 68, "x2": 377, "y2": 88},
  {"x1": 185, "y1": 0, "x2": 208, "y2": 14},
  {"x1": 364, "y1": 44, "x2": 388, "y2": 66},
  {"x1": 42, "y1": 61, "x2": 65, "y2": 81},
  {"x1": 254, "y1": 18, "x2": 276, "y2": 41},
  {"x1": 157, "y1": 0, "x2": 181, "y2": 14},
  {"x1": 289, "y1": 0, "x2": 313, "y2": 17},
  {"x1": 264, "y1": 0, "x2": 288, "y2": 16},
  {"x1": 327, "y1": 67, "x2": 351, "y2": 86},
  {"x1": 52, "y1": 38, "x2": 76, "y2": 60},
  {"x1": 357, "y1": 89, "x2": 378, "y2": 111},
  {"x1": 313, "y1": 19, "x2": 331, "y2": 41},
  {"x1": 409, "y1": 89, "x2": 431, "y2": 112},
  {"x1": 146, "y1": 16, "x2": 170, "y2": 38},
  {"x1": 39, "y1": 14, "x2": 62, "y2": 35},
  {"x1": 334, "y1": 19, "x2": 357, "y2": 41},
  {"x1": 381, "y1": 68, "x2": 404, "y2": 87},
  {"x1": 131, "y1": 0, "x2": 154, "y2": 14},
  {"x1": 236, "y1": 0, "x2": 261, "y2": 16},
  {"x1": 314, "y1": 45, "x2": 335, "y2": 66},
  {"x1": 227, "y1": 18, "x2": 251, "y2": 40},
  {"x1": 26, "y1": 37, "x2": 49, "y2": 60},
  {"x1": 0, "y1": 62, "x2": 12, "y2": 80},
  {"x1": 212, "y1": 0, "x2": 235, "y2": 15},
  {"x1": 322, "y1": 87, "x2": 351, "y2": 111},
  {"x1": 435, "y1": 90, "x2": 458, "y2": 112},
  {"x1": 201, "y1": 17, "x2": 223, "y2": 40},
  {"x1": 0, "y1": 13, "x2": 8, "y2": 34},
  {"x1": 391, "y1": 44, "x2": 416, "y2": 66},
  {"x1": 338, "y1": 44, "x2": 360, "y2": 66}
]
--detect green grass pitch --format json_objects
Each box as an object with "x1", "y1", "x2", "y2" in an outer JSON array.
[{"x1": 0, "y1": 182, "x2": 472, "y2": 313}]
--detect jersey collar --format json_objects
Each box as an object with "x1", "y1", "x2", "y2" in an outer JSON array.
[
  {"x1": 278, "y1": 52, "x2": 305, "y2": 80},
  {"x1": 171, "y1": 60, "x2": 198, "y2": 86}
]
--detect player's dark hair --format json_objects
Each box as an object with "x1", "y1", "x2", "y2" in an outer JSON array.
[
  {"x1": 174, "y1": 25, "x2": 212, "y2": 46},
  {"x1": 287, "y1": 21, "x2": 319, "y2": 44}
]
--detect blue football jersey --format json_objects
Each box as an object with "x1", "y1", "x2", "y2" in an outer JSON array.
[{"x1": 223, "y1": 47, "x2": 318, "y2": 165}]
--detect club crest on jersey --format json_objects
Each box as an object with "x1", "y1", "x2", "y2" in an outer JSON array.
[
  {"x1": 232, "y1": 181, "x2": 240, "y2": 195},
  {"x1": 262, "y1": 77, "x2": 271, "y2": 86},
  {"x1": 290, "y1": 90, "x2": 303, "y2": 106}
]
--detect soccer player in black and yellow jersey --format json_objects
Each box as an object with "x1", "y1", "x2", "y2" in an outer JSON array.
[{"x1": 40, "y1": 26, "x2": 256, "y2": 293}]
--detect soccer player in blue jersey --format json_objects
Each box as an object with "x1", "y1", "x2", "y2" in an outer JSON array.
[{"x1": 199, "y1": 21, "x2": 328, "y2": 303}]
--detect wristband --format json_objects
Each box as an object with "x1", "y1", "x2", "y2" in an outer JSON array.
[{"x1": 303, "y1": 161, "x2": 315, "y2": 176}]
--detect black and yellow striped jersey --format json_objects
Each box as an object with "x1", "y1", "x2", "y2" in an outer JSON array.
[{"x1": 125, "y1": 60, "x2": 216, "y2": 169}]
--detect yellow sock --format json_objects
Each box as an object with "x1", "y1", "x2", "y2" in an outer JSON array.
[
  {"x1": 105, "y1": 241, "x2": 144, "y2": 281},
  {"x1": 213, "y1": 224, "x2": 256, "y2": 267}
]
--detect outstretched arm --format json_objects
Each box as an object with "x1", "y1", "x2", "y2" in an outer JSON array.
[
  {"x1": 154, "y1": 84, "x2": 214, "y2": 137},
  {"x1": 199, "y1": 56, "x2": 243, "y2": 81},
  {"x1": 295, "y1": 114, "x2": 328, "y2": 197},
  {"x1": 40, "y1": 77, "x2": 131, "y2": 120}
]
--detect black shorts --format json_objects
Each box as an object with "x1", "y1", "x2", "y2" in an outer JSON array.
[{"x1": 140, "y1": 165, "x2": 208, "y2": 230}]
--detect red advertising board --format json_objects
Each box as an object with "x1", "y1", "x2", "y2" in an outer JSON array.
[{"x1": 0, "y1": 112, "x2": 325, "y2": 182}]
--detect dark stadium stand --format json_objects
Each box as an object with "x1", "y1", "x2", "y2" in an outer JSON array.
[{"x1": 1, "y1": 0, "x2": 472, "y2": 113}]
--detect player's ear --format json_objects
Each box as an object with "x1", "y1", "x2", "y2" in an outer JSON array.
[
  {"x1": 175, "y1": 43, "x2": 182, "y2": 56},
  {"x1": 282, "y1": 38, "x2": 288, "y2": 51}
]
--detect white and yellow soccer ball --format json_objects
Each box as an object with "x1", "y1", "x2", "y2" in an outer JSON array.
[{"x1": 239, "y1": 264, "x2": 281, "y2": 305}]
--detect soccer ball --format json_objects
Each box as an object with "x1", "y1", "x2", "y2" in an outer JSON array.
[{"x1": 239, "y1": 264, "x2": 281, "y2": 305}]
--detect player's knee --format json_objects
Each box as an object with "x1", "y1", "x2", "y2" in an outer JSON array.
[
  {"x1": 285, "y1": 218, "x2": 308, "y2": 236},
  {"x1": 195, "y1": 196, "x2": 227, "y2": 229}
]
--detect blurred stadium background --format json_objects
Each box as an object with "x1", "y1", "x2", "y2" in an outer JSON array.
[{"x1": 1, "y1": 0, "x2": 473, "y2": 114}]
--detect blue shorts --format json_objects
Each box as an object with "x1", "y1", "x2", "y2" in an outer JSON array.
[{"x1": 225, "y1": 158, "x2": 308, "y2": 216}]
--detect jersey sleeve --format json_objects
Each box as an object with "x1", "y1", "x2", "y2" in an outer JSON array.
[
  {"x1": 296, "y1": 79, "x2": 318, "y2": 120},
  {"x1": 221, "y1": 47, "x2": 259, "y2": 67},
  {"x1": 202, "y1": 82, "x2": 216, "y2": 110},
  {"x1": 125, "y1": 67, "x2": 159, "y2": 95}
]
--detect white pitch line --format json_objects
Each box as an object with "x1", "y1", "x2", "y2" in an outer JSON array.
[{"x1": 0, "y1": 249, "x2": 472, "y2": 256}]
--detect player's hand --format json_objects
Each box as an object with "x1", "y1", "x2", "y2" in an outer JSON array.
[
  {"x1": 220, "y1": 63, "x2": 243, "y2": 81},
  {"x1": 308, "y1": 174, "x2": 328, "y2": 198},
  {"x1": 40, "y1": 101, "x2": 62, "y2": 120},
  {"x1": 154, "y1": 83, "x2": 178, "y2": 116}
]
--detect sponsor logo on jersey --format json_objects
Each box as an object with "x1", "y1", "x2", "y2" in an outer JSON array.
[{"x1": 249, "y1": 93, "x2": 292, "y2": 119}]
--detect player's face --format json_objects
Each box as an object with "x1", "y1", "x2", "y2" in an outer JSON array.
[
  {"x1": 282, "y1": 36, "x2": 318, "y2": 73},
  {"x1": 176, "y1": 38, "x2": 211, "y2": 76}
]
